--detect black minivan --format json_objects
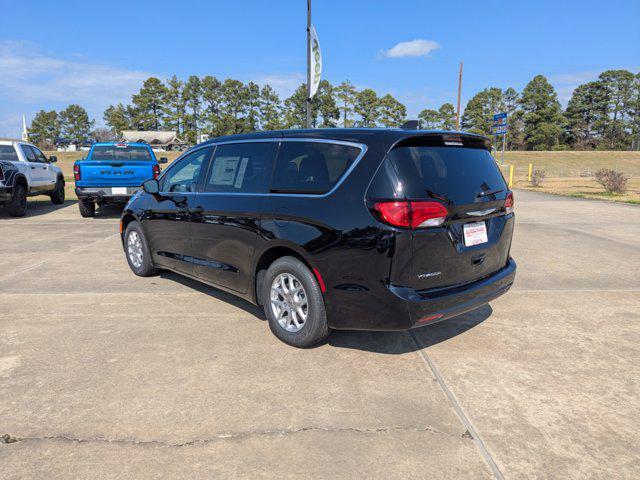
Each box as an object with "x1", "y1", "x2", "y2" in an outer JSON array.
[{"x1": 120, "y1": 129, "x2": 516, "y2": 347}]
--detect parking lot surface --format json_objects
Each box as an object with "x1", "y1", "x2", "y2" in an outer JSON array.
[{"x1": 1, "y1": 191, "x2": 639, "y2": 479}]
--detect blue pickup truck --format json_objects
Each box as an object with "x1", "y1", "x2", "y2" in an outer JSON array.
[{"x1": 74, "y1": 142, "x2": 167, "y2": 217}]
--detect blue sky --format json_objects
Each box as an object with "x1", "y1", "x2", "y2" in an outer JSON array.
[{"x1": 1, "y1": 0, "x2": 638, "y2": 136}]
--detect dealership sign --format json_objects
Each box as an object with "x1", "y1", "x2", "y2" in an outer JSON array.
[
  {"x1": 492, "y1": 113, "x2": 507, "y2": 135},
  {"x1": 309, "y1": 24, "x2": 322, "y2": 98},
  {"x1": 492, "y1": 112, "x2": 508, "y2": 135}
]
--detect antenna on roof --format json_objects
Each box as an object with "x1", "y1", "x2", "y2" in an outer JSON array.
[{"x1": 400, "y1": 120, "x2": 420, "y2": 130}]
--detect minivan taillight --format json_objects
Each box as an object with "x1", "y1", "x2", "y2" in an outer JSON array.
[
  {"x1": 505, "y1": 192, "x2": 514, "y2": 214},
  {"x1": 73, "y1": 164, "x2": 81, "y2": 181},
  {"x1": 373, "y1": 201, "x2": 448, "y2": 228},
  {"x1": 153, "y1": 164, "x2": 160, "y2": 179}
]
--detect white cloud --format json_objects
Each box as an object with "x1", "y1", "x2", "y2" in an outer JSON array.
[
  {"x1": 549, "y1": 70, "x2": 601, "y2": 106},
  {"x1": 0, "y1": 40, "x2": 154, "y2": 127},
  {"x1": 380, "y1": 39, "x2": 440, "y2": 59},
  {"x1": 252, "y1": 73, "x2": 305, "y2": 99}
]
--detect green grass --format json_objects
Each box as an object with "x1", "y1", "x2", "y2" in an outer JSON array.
[
  {"x1": 498, "y1": 150, "x2": 640, "y2": 177},
  {"x1": 45, "y1": 150, "x2": 640, "y2": 204}
]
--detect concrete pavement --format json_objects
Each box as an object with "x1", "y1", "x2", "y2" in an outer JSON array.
[{"x1": 1, "y1": 191, "x2": 639, "y2": 478}]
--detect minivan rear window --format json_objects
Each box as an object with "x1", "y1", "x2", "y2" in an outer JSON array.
[
  {"x1": 270, "y1": 141, "x2": 361, "y2": 194},
  {"x1": 388, "y1": 146, "x2": 507, "y2": 204},
  {"x1": 91, "y1": 145, "x2": 152, "y2": 162}
]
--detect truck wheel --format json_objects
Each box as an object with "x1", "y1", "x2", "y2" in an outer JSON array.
[
  {"x1": 7, "y1": 184, "x2": 27, "y2": 217},
  {"x1": 50, "y1": 178, "x2": 65, "y2": 205},
  {"x1": 78, "y1": 199, "x2": 95, "y2": 218},
  {"x1": 262, "y1": 256, "x2": 330, "y2": 348},
  {"x1": 124, "y1": 221, "x2": 158, "y2": 277}
]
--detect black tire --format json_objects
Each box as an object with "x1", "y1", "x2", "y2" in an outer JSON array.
[
  {"x1": 7, "y1": 183, "x2": 28, "y2": 217},
  {"x1": 123, "y1": 221, "x2": 158, "y2": 277},
  {"x1": 50, "y1": 178, "x2": 65, "y2": 205},
  {"x1": 78, "y1": 199, "x2": 95, "y2": 218},
  {"x1": 262, "y1": 256, "x2": 329, "y2": 348}
]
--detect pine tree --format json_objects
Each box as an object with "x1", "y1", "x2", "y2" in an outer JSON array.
[
  {"x1": 315, "y1": 80, "x2": 339, "y2": 128},
  {"x1": 219, "y1": 79, "x2": 249, "y2": 135},
  {"x1": 183, "y1": 76, "x2": 203, "y2": 143},
  {"x1": 520, "y1": 75, "x2": 565, "y2": 150},
  {"x1": 598, "y1": 69, "x2": 635, "y2": 149},
  {"x1": 335, "y1": 80, "x2": 357, "y2": 127},
  {"x1": 565, "y1": 82, "x2": 606, "y2": 149},
  {"x1": 59, "y1": 104, "x2": 94, "y2": 144},
  {"x1": 29, "y1": 110, "x2": 60, "y2": 148},
  {"x1": 131, "y1": 77, "x2": 167, "y2": 131},
  {"x1": 245, "y1": 81, "x2": 261, "y2": 132},
  {"x1": 438, "y1": 103, "x2": 456, "y2": 130},
  {"x1": 461, "y1": 87, "x2": 504, "y2": 136},
  {"x1": 201, "y1": 75, "x2": 222, "y2": 136},
  {"x1": 164, "y1": 76, "x2": 187, "y2": 138},
  {"x1": 259, "y1": 85, "x2": 282, "y2": 131},
  {"x1": 354, "y1": 89, "x2": 380, "y2": 127},
  {"x1": 283, "y1": 84, "x2": 308, "y2": 129},
  {"x1": 419, "y1": 108, "x2": 440, "y2": 129},
  {"x1": 378, "y1": 94, "x2": 406, "y2": 128}
]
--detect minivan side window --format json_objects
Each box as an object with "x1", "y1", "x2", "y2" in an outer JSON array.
[
  {"x1": 160, "y1": 147, "x2": 211, "y2": 193},
  {"x1": 204, "y1": 142, "x2": 277, "y2": 193},
  {"x1": 270, "y1": 141, "x2": 361, "y2": 194}
]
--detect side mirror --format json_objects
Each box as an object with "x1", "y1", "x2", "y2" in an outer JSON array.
[
  {"x1": 49, "y1": 156, "x2": 57, "y2": 163},
  {"x1": 141, "y1": 178, "x2": 160, "y2": 194},
  {"x1": 159, "y1": 157, "x2": 168, "y2": 164}
]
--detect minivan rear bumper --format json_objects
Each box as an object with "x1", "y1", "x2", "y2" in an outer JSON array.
[
  {"x1": 327, "y1": 258, "x2": 516, "y2": 331},
  {"x1": 390, "y1": 258, "x2": 516, "y2": 329}
]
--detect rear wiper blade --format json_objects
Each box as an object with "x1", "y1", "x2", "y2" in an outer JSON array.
[
  {"x1": 425, "y1": 189, "x2": 452, "y2": 205},
  {"x1": 476, "y1": 188, "x2": 504, "y2": 198}
]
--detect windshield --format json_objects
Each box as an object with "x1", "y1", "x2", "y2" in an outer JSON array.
[
  {"x1": 388, "y1": 146, "x2": 507, "y2": 204},
  {"x1": 90, "y1": 145, "x2": 152, "y2": 162}
]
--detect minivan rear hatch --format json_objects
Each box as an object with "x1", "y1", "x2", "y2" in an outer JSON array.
[{"x1": 371, "y1": 134, "x2": 514, "y2": 291}]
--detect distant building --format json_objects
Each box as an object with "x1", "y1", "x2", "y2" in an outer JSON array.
[{"x1": 21, "y1": 115, "x2": 28, "y2": 141}]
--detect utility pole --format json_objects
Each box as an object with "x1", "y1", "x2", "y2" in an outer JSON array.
[
  {"x1": 306, "y1": 0, "x2": 312, "y2": 129},
  {"x1": 455, "y1": 62, "x2": 463, "y2": 130}
]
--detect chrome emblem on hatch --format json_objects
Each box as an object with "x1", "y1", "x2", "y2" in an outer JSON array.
[
  {"x1": 467, "y1": 208, "x2": 496, "y2": 216},
  {"x1": 418, "y1": 272, "x2": 441, "y2": 279}
]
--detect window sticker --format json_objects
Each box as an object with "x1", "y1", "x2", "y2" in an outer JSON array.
[
  {"x1": 211, "y1": 156, "x2": 241, "y2": 186},
  {"x1": 233, "y1": 158, "x2": 249, "y2": 188}
]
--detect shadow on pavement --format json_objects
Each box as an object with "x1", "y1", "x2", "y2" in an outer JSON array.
[
  {"x1": 94, "y1": 204, "x2": 126, "y2": 219},
  {"x1": 159, "y1": 268, "x2": 493, "y2": 354},
  {"x1": 327, "y1": 304, "x2": 493, "y2": 354},
  {"x1": 159, "y1": 271, "x2": 266, "y2": 320},
  {"x1": 0, "y1": 199, "x2": 77, "y2": 219}
]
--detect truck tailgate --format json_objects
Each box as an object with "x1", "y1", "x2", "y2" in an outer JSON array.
[{"x1": 77, "y1": 161, "x2": 155, "y2": 187}]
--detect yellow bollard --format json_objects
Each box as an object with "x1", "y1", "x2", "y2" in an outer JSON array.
[
  {"x1": 508, "y1": 165, "x2": 514, "y2": 188},
  {"x1": 528, "y1": 163, "x2": 533, "y2": 182}
]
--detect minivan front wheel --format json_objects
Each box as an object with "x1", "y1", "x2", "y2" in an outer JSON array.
[
  {"x1": 124, "y1": 221, "x2": 158, "y2": 277},
  {"x1": 263, "y1": 256, "x2": 329, "y2": 348}
]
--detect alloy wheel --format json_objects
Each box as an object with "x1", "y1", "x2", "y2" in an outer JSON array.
[
  {"x1": 127, "y1": 231, "x2": 144, "y2": 269},
  {"x1": 270, "y1": 273, "x2": 309, "y2": 332}
]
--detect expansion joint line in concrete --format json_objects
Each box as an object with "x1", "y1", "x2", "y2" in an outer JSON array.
[{"x1": 409, "y1": 330, "x2": 504, "y2": 480}]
